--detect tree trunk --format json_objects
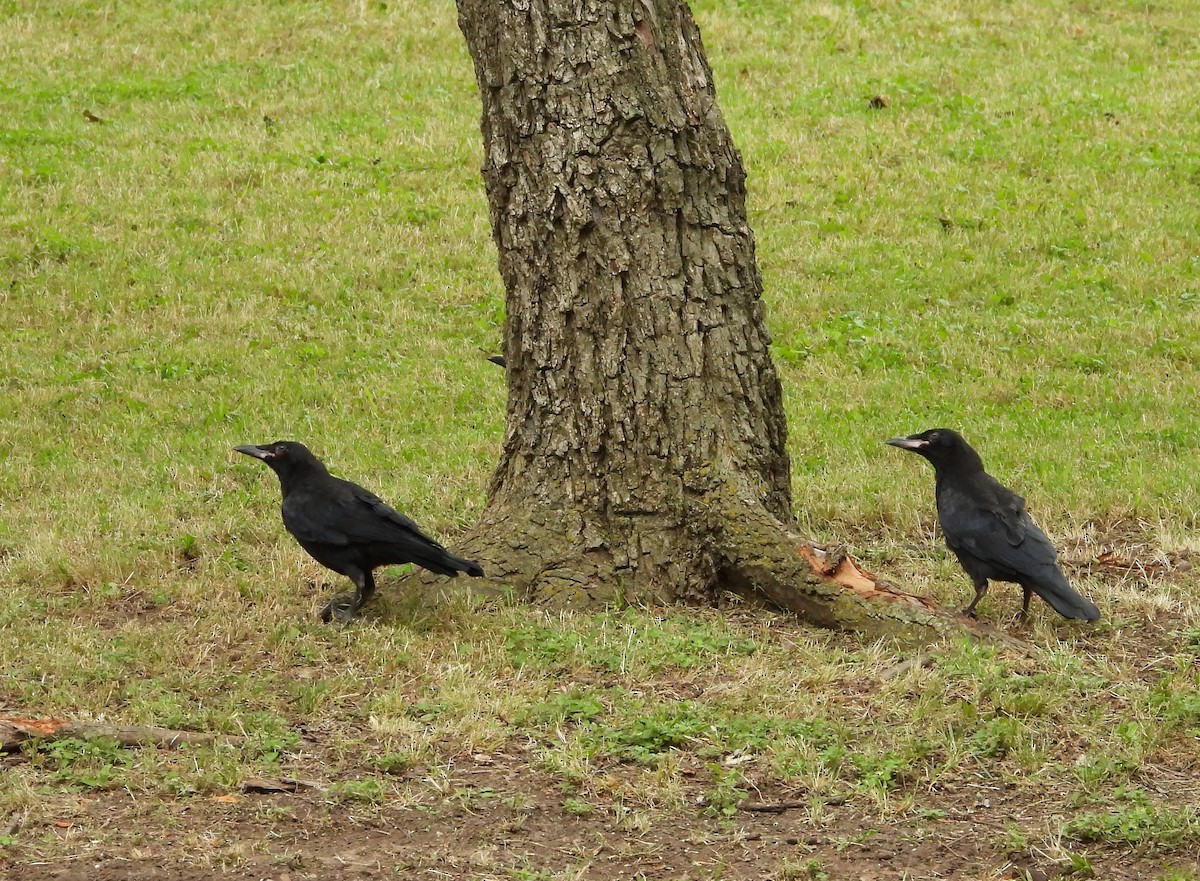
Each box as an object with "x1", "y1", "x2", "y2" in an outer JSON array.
[{"x1": 451, "y1": 0, "x2": 1027, "y2": 648}]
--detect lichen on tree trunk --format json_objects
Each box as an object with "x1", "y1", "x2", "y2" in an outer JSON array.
[{"x1": 450, "y1": 0, "x2": 1026, "y2": 648}]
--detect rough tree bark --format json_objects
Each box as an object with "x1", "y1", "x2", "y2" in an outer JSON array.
[{"x1": 451, "y1": 0, "x2": 1027, "y2": 648}]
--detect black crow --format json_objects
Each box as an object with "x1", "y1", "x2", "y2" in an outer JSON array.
[
  {"x1": 886, "y1": 429, "x2": 1099, "y2": 621},
  {"x1": 235, "y1": 441, "x2": 484, "y2": 622},
  {"x1": 488, "y1": 355, "x2": 506, "y2": 368}
]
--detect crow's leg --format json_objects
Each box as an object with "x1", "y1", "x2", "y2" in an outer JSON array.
[
  {"x1": 353, "y1": 569, "x2": 377, "y2": 613},
  {"x1": 319, "y1": 568, "x2": 377, "y2": 623},
  {"x1": 960, "y1": 578, "x2": 989, "y2": 618},
  {"x1": 1019, "y1": 586, "x2": 1033, "y2": 621}
]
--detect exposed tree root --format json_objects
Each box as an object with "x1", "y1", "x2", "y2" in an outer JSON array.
[
  {"x1": 423, "y1": 512, "x2": 612, "y2": 606},
  {"x1": 387, "y1": 481, "x2": 1042, "y2": 655},
  {"x1": 705, "y1": 494, "x2": 1038, "y2": 654},
  {"x1": 445, "y1": 504, "x2": 710, "y2": 608},
  {"x1": 390, "y1": 498, "x2": 1037, "y2": 656},
  {"x1": 0, "y1": 715, "x2": 244, "y2": 752}
]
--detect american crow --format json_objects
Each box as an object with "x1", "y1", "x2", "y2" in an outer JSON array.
[
  {"x1": 488, "y1": 355, "x2": 506, "y2": 368},
  {"x1": 235, "y1": 441, "x2": 484, "y2": 622},
  {"x1": 886, "y1": 429, "x2": 1100, "y2": 621}
]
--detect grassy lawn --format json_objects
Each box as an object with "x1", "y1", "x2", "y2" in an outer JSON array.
[{"x1": 1, "y1": 0, "x2": 1198, "y2": 878}]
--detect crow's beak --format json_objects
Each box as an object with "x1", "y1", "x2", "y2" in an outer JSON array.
[
  {"x1": 234, "y1": 444, "x2": 270, "y2": 459},
  {"x1": 885, "y1": 436, "x2": 927, "y2": 451}
]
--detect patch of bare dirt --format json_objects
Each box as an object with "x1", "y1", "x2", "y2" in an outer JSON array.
[{"x1": 5, "y1": 757, "x2": 1197, "y2": 881}]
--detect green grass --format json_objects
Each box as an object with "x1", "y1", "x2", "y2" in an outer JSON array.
[{"x1": 2, "y1": 0, "x2": 1199, "y2": 876}]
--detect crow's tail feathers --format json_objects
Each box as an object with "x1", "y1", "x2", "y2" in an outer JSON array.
[
  {"x1": 1029, "y1": 566, "x2": 1100, "y2": 621},
  {"x1": 416, "y1": 547, "x2": 484, "y2": 579},
  {"x1": 453, "y1": 554, "x2": 485, "y2": 578}
]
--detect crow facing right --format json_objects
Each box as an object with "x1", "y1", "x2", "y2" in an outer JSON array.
[
  {"x1": 886, "y1": 429, "x2": 1100, "y2": 622},
  {"x1": 235, "y1": 441, "x2": 483, "y2": 622}
]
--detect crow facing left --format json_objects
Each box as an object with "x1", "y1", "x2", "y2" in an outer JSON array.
[
  {"x1": 886, "y1": 428, "x2": 1100, "y2": 622},
  {"x1": 235, "y1": 441, "x2": 484, "y2": 622}
]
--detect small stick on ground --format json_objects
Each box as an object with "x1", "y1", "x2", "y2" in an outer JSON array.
[
  {"x1": 740, "y1": 796, "x2": 846, "y2": 813},
  {"x1": 240, "y1": 777, "x2": 325, "y2": 794},
  {"x1": 0, "y1": 716, "x2": 245, "y2": 752},
  {"x1": 879, "y1": 652, "x2": 939, "y2": 682},
  {"x1": 3, "y1": 811, "x2": 26, "y2": 836}
]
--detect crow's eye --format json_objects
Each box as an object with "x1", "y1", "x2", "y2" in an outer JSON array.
[{"x1": 929, "y1": 431, "x2": 940, "y2": 442}]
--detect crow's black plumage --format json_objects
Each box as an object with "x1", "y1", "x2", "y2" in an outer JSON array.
[
  {"x1": 235, "y1": 441, "x2": 484, "y2": 622},
  {"x1": 487, "y1": 354, "x2": 506, "y2": 368},
  {"x1": 886, "y1": 429, "x2": 1099, "y2": 622}
]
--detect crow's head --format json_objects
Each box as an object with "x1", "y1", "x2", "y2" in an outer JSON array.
[
  {"x1": 885, "y1": 428, "x2": 983, "y2": 472},
  {"x1": 234, "y1": 440, "x2": 326, "y2": 481}
]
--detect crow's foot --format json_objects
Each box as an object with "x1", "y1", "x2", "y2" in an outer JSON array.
[{"x1": 319, "y1": 593, "x2": 358, "y2": 624}]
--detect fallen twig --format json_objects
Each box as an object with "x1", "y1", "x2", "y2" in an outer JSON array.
[
  {"x1": 240, "y1": 777, "x2": 324, "y2": 794},
  {"x1": 879, "y1": 652, "x2": 939, "y2": 682},
  {"x1": 740, "y1": 796, "x2": 846, "y2": 813},
  {"x1": 3, "y1": 811, "x2": 26, "y2": 837},
  {"x1": 0, "y1": 715, "x2": 244, "y2": 752}
]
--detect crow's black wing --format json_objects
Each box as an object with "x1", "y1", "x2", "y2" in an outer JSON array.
[
  {"x1": 939, "y1": 473, "x2": 1055, "y2": 571},
  {"x1": 345, "y1": 484, "x2": 484, "y2": 576},
  {"x1": 345, "y1": 483, "x2": 448, "y2": 549},
  {"x1": 281, "y1": 477, "x2": 482, "y2": 577},
  {"x1": 280, "y1": 479, "x2": 438, "y2": 546},
  {"x1": 938, "y1": 473, "x2": 1098, "y2": 620},
  {"x1": 281, "y1": 485, "x2": 352, "y2": 547}
]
